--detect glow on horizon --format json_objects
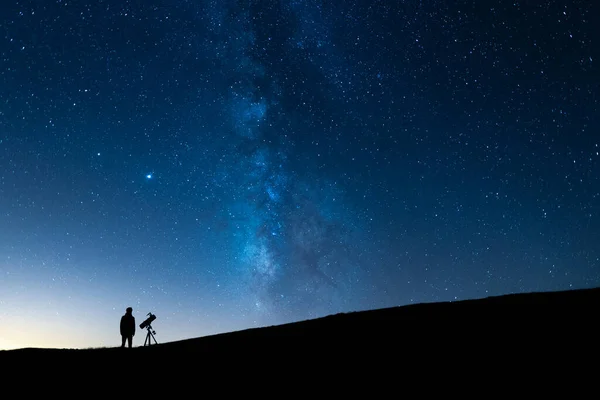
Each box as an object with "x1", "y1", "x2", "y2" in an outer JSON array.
[
  {"x1": 0, "y1": 337, "x2": 21, "y2": 351},
  {"x1": 0, "y1": 274, "x2": 266, "y2": 350},
  {"x1": 0, "y1": 306, "x2": 256, "y2": 350}
]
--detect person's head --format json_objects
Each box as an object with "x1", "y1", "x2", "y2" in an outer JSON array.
[{"x1": 126, "y1": 307, "x2": 133, "y2": 314}]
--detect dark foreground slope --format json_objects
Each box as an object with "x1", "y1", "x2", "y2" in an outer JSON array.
[{"x1": 2, "y1": 287, "x2": 599, "y2": 386}]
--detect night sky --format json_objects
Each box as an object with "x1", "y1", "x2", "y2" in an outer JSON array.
[{"x1": 1, "y1": 0, "x2": 598, "y2": 350}]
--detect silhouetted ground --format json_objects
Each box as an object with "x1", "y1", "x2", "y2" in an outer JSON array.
[{"x1": 2, "y1": 287, "x2": 599, "y2": 390}]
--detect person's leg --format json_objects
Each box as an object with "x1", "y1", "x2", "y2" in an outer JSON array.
[
  {"x1": 121, "y1": 335, "x2": 126, "y2": 348},
  {"x1": 128, "y1": 335, "x2": 132, "y2": 348}
]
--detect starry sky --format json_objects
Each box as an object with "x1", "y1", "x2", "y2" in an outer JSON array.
[{"x1": 1, "y1": 0, "x2": 598, "y2": 350}]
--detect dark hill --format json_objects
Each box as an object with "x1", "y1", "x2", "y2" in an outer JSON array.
[{"x1": 3, "y1": 287, "x2": 599, "y2": 388}]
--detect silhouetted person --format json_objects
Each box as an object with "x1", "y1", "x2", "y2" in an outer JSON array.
[{"x1": 120, "y1": 307, "x2": 136, "y2": 348}]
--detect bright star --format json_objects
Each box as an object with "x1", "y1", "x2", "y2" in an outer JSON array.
[{"x1": 146, "y1": 174, "x2": 153, "y2": 179}]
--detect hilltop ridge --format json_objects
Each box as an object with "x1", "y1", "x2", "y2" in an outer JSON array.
[{"x1": 2, "y1": 287, "x2": 599, "y2": 385}]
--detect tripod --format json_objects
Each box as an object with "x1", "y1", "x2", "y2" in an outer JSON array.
[{"x1": 144, "y1": 325, "x2": 158, "y2": 346}]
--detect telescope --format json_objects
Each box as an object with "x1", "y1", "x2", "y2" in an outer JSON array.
[
  {"x1": 140, "y1": 312, "x2": 158, "y2": 346},
  {"x1": 139, "y1": 312, "x2": 156, "y2": 330}
]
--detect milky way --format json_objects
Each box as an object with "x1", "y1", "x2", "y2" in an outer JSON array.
[{"x1": 204, "y1": 0, "x2": 372, "y2": 321}]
